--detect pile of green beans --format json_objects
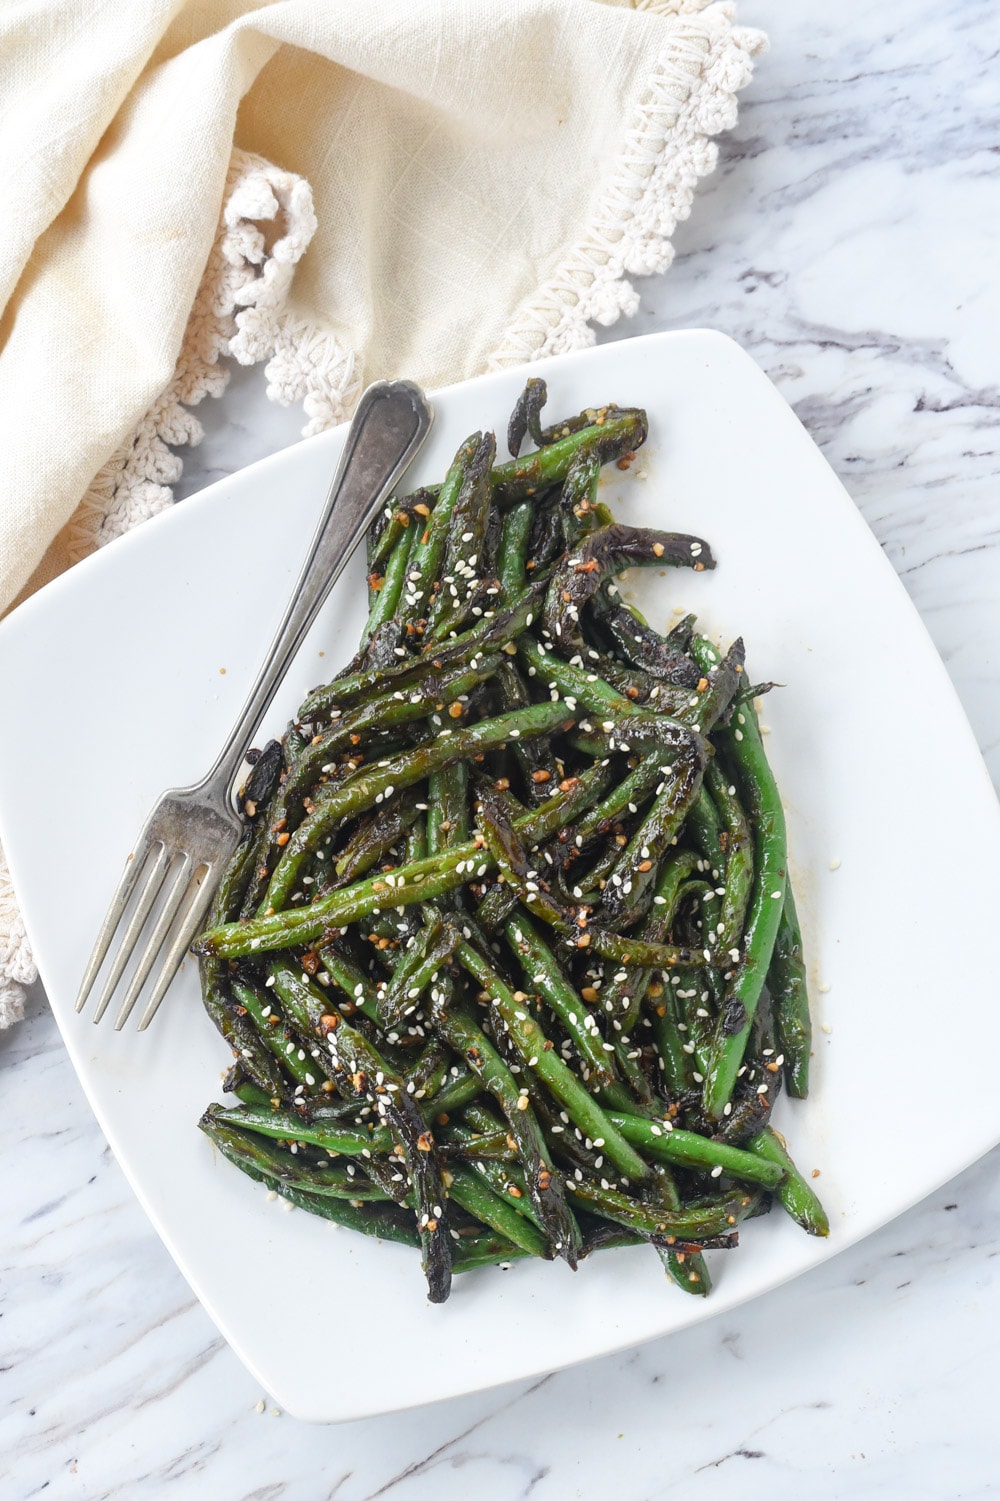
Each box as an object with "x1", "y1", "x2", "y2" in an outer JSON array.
[{"x1": 193, "y1": 381, "x2": 827, "y2": 1304}]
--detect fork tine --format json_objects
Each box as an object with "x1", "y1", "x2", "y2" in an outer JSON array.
[
  {"x1": 89, "y1": 843, "x2": 171, "y2": 1024},
  {"x1": 76, "y1": 841, "x2": 165, "y2": 1015},
  {"x1": 136, "y1": 865, "x2": 217, "y2": 1032},
  {"x1": 112, "y1": 853, "x2": 192, "y2": 1030}
]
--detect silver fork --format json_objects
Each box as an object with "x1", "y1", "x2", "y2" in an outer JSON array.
[{"x1": 76, "y1": 379, "x2": 433, "y2": 1032}]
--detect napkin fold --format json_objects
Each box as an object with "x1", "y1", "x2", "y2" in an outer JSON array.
[{"x1": 0, "y1": 0, "x2": 764, "y2": 1024}]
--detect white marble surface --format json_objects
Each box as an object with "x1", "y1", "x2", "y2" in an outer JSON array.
[{"x1": 5, "y1": 0, "x2": 1000, "y2": 1493}]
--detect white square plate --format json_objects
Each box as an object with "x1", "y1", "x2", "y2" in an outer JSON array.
[{"x1": 2, "y1": 330, "x2": 998, "y2": 1423}]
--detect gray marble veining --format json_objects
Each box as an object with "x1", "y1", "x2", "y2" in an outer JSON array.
[{"x1": 5, "y1": 0, "x2": 1000, "y2": 1494}]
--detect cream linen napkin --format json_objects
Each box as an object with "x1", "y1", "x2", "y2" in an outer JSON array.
[{"x1": 0, "y1": 0, "x2": 764, "y2": 1024}]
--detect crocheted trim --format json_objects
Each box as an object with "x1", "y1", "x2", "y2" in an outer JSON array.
[
  {"x1": 486, "y1": 3, "x2": 765, "y2": 368},
  {"x1": 65, "y1": 150, "x2": 317, "y2": 565},
  {"x1": 0, "y1": 842, "x2": 34, "y2": 1028},
  {"x1": 262, "y1": 311, "x2": 363, "y2": 438}
]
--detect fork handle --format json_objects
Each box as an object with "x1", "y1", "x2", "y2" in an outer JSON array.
[{"x1": 200, "y1": 380, "x2": 433, "y2": 801}]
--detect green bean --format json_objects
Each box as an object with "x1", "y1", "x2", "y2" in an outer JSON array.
[
  {"x1": 746, "y1": 1128, "x2": 828, "y2": 1236},
  {"x1": 583, "y1": 929, "x2": 710, "y2": 970},
  {"x1": 466, "y1": 1156, "x2": 545, "y2": 1228},
  {"x1": 599, "y1": 857, "x2": 700, "y2": 1059},
  {"x1": 543, "y1": 523, "x2": 715, "y2": 654},
  {"x1": 649, "y1": 982, "x2": 694, "y2": 1096},
  {"x1": 231, "y1": 978, "x2": 315, "y2": 1089},
  {"x1": 297, "y1": 583, "x2": 545, "y2": 723},
  {"x1": 678, "y1": 637, "x2": 745, "y2": 735},
  {"x1": 275, "y1": 653, "x2": 503, "y2": 840},
  {"x1": 200, "y1": 1114, "x2": 422, "y2": 1244},
  {"x1": 446, "y1": 1164, "x2": 550, "y2": 1257},
  {"x1": 455, "y1": 941, "x2": 648, "y2": 1182},
  {"x1": 769, "y1": 882, "x2": 812, "y2": 1098},
  {"x1": 589, "y1": 589, "x2": 701, "y2": 686},
  {"x1": 504, "y1": 910, "x2": 616, "y2": 1087},
  {"x1": 451, "y1": 1234, "x2": 534, "y2": 1273},
  {"x1": 426, "y1": 1069, "x2": 482, "y2": 1114},
  {"x1": 566, "y1": 1180, "x2": 762, "y2": 1240},
  {"x1": 476, "y1": 786, "x2": 575, "y2": 932},
  {"x1": 424, "y1": 997, "x2": 581, "y2": 1264},
  {"x1": 606, "y1": 1112, "x2": 784, "y2": 1188},
  {"x1": 403, "y1": 432, "x2": 483, "y2": 624},
  {"x1": 702, "y1": 759, "x2": 754, "y2": 960},
  {"x1": 426, "y1": 431, "x2": 496, "y2": 638},
  {"x1": 506, "y1": 377, "x2": 550, "y2": 457},
  {"x1": 685, "y1": 788, "x2": 726, "y2": 880},
  {"x1": 489, "y1": 409, "x2": 648, "y2": 507},
  {"x1": 363, "y1": 518, "x2": 417, "y2": 642},
  {"x1": 572, "y1": 750, "x2": 663, "y2": 842},
  {"x1": 647, "y1": 1165, "x2": 712, "y2": 1295},
  {"x1": 202, "y1": 1110, "x2": 392, "y2": 1201},
  {"x1": 427, "y1": 761, "x2": 469, "y2": 874},
  {"x1": 600, "y1": 739, "x2": 707, "y2": 924},
  {"x1": 377, "y1": 919, "x2": 461, "y2": 1030},
  {"x1": 443, "y1": 1125, "x2": 517, "y2": 1162},
  {"x1": 497, "y1": 501, "x2": 534, "y2": 599},
  {"x1": 691, "y1": 640, "x2": 788, "y2": 1120},
  {"x1": 332, "y1": 793, "x2": 415, "y2": 884},
  {"x1": 210, "y1": 1102, "x2": 392, "y2": 1155}
]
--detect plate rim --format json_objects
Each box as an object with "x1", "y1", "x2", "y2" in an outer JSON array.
[{"x1": 4, "y1": 326, "x2": 1000, "y2": 1421}]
